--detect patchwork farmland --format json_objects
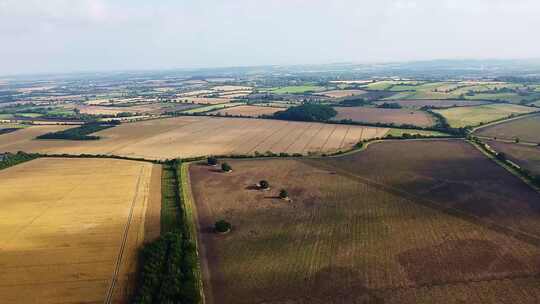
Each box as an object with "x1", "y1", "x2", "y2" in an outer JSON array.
[
  {"x1": 0, "y1": 116, "x2": 389, "y2": 159},
  {"x1": 373, "y1": 99, "x2": 491, "y2": 109},
  {"x1": 433, "y1": 104, "x2": 537, "y2": 128},
  {"x1": 0, "y1": 158, "x2": 160, "y2": 303},
  {"x1": 189, "y1": 140, "x2": 540, "y2": 304}
]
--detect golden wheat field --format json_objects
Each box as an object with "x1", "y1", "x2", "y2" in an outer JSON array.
[
  {"x1": 0, "y1": 158, "x2": 160, "y2": 303},
  {"x1": 0, "y1": 117, "x2": 389, "y2": 159}
]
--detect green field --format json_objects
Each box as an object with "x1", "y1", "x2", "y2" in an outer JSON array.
[
  {"x1": 364, "y1": 80, "x2": 424, "y2": 91},
  {"x1": 268, "y1": 85, "x2": 326, "y2": 94},
  {"x1": 433, "y1": 104, "x2": 537, "y2": 128}
]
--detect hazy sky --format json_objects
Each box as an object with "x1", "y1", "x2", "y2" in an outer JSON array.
[{"x1": 1, "y1": 0, "x2": 540, "y2": 75}]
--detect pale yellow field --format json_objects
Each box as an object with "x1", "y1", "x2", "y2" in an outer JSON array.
[
  {"x1": 0, "y1": 158, "x2": 159, "y2": 303},
  {"x1": 0, "y1": 117, "x2": 389, "y2": 159},
  {"x1": 207, "y1": 105, "x2": 286, "y2": 117}
]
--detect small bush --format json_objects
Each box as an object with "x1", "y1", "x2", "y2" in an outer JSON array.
[
  {"x1": 259, "y1": 180, "x2": 269, "y2": 189},
  {"x1": 279, "y1": 189, "x2": 289, "y2": 199},
  {"x1": 207, "y1": 156, "x2": 218, "y2": 166},
  {"x1": 215, "y1": 220, "x2": 232, "y2": 233},
  {"x1": 221, "y1": 162, "x2": 232, "y2": 172}
]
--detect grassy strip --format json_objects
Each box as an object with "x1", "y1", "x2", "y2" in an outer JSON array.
[
  {"x1": 0, "y1": 151, "x2": 38, "y2": 170},
  {"x1": 179, "y1": 163, "x2": 205, "y2": 303},
  {"x1": 36, "y1": 122, "x2": 117, "y2": 140},
  {"x1": 132, "y1": 160, "x2": 202, "y2": 304}
]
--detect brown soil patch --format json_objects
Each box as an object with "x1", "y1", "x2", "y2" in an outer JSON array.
[{"x1": 398, "y1": 239, "x2": 534, "y2": 285}]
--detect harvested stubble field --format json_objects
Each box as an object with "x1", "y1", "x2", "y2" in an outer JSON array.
[
  {"x1": 333, "y1": 106, "x2": 435, "y2": 127},
  {"x1": 374, "y1": 99, "x2": 491, "y2": 109},
  {"x1": 0, "y1": 158, "x2": 161, "y2": 303},
  {"x1": 486, "y1": 140, "x2": 540, "y2": 176},
  {"x1": 476, "y1": 114, "x2": 540, "y2": 143},
  {"x1": 68, "y1": 103, "x2": 199, "y2": 116},
  {"x1": 433, "y1": 104, "x2": 537, "y2": 128},
  {"x1": 0, "y1": 116, "x2": 389, "y2": 159},
  {"x1": 206, "y1": 105, "x2": 286, "y2": 117},
  {"x1": 189, "y1": 141, "x2": 540, "y2": 304}
]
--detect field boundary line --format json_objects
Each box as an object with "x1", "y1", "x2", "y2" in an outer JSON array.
[
  {"x1": 303, "y1": 155, "x2": 540, "y2": 248},
  {"x1": 104, "y1": 166, "x2": 144, "y2": 304}
]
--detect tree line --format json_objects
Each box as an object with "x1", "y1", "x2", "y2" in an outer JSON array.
[
  {"x1": 0, "y1": 151, "x2": 38, "y2": 170},
  {"x1": 36, "y1": 122, "x2": 118, "y2": 140},
  {"x1": 132, "y1": 160, "x2": 201, "y2": 304}
]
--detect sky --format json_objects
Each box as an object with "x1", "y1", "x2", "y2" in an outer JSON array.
[{"x1": 1, "y1": 0, "x2": 540, "y2": 75}]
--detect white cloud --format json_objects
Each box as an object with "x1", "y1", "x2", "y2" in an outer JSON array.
[{"x1": 0, "y1": 0, "x2": 539, "y2": 74}]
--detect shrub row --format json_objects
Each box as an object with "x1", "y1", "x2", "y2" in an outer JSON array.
[
  {"x1": 470, "y1": 136, "x2": 540, "y2": 188},
  {"x1": 36, "y1": 122, "x2": 118, "y2": 140},
  {"x1": 132, "y1": 160, "x2": 201, "y2": 304},
  {"x1": 0, "y1": 151, "x2": 38, "y2": 170}
]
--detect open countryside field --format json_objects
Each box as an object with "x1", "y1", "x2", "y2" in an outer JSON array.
[
  {"x1": 190, "y1": 142, "x2": 540, "y2": 303},
  {"x1": 268, "y1": 85, "x2": 326, "y2": 94},
  {"x1": 206, "y1": 105, "x2": 286, "y2": 117},
  {"x1": 378, "y1": 81, "x2": 539, "y2": 103},
  {"x1": 486, "y1": 140, "x2": 540, "y2": 176},
  {"x1": 319, "y1": 140, "x2": 540, "y2": 239},
  {"x1": 476, "y1": 114, "x2": 540, "y2": 143},
  {"x1": 318, "y1": 89, "x2": 367, "y2": 98},
  {"x1": 68, "y1": 103, "x2": 199, "y2": 116},
  {"x1": 0, "y1": 158, "x2": 160, "y2": 303},
  {"x1": 433, "y1": 104, "x2": 537, "y2": 128},
  {"x1": 0, "y1": 116, "x2": 389, "y2": 159},
  {"x1": 333, "y1": 106, "x2": 435, "y2": 127},
  {"x1": 374, "y1": 99, "x2": 491, "y2": 109}
]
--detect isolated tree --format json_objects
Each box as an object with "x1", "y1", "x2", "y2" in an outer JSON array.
[
  {"x1": 259, "y1": 180, "x2": 269, "y2": 190},
  {"x1": 221, "y1": 162, "x2": 232, "y2": 172},
  {"x1": 207, "y1": 156, "x2": 218, "y2": 166},
  {"x1": 515, "y1": 137, "x2": 521, "y2": 143},
  {"x1": 214, "y1": 220, "x2": 231, "y2": 233},
  {"x1": 279, "y1": 189, "x2": 289, "y2": 199}
]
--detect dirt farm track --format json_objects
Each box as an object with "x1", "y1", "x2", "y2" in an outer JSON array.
[
  {"x1": 0, "y1": 158, "x2": 160, "y2": 303},
  {"x1": 0, "y1": 116, "x2": 389, "y2": 159}
]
